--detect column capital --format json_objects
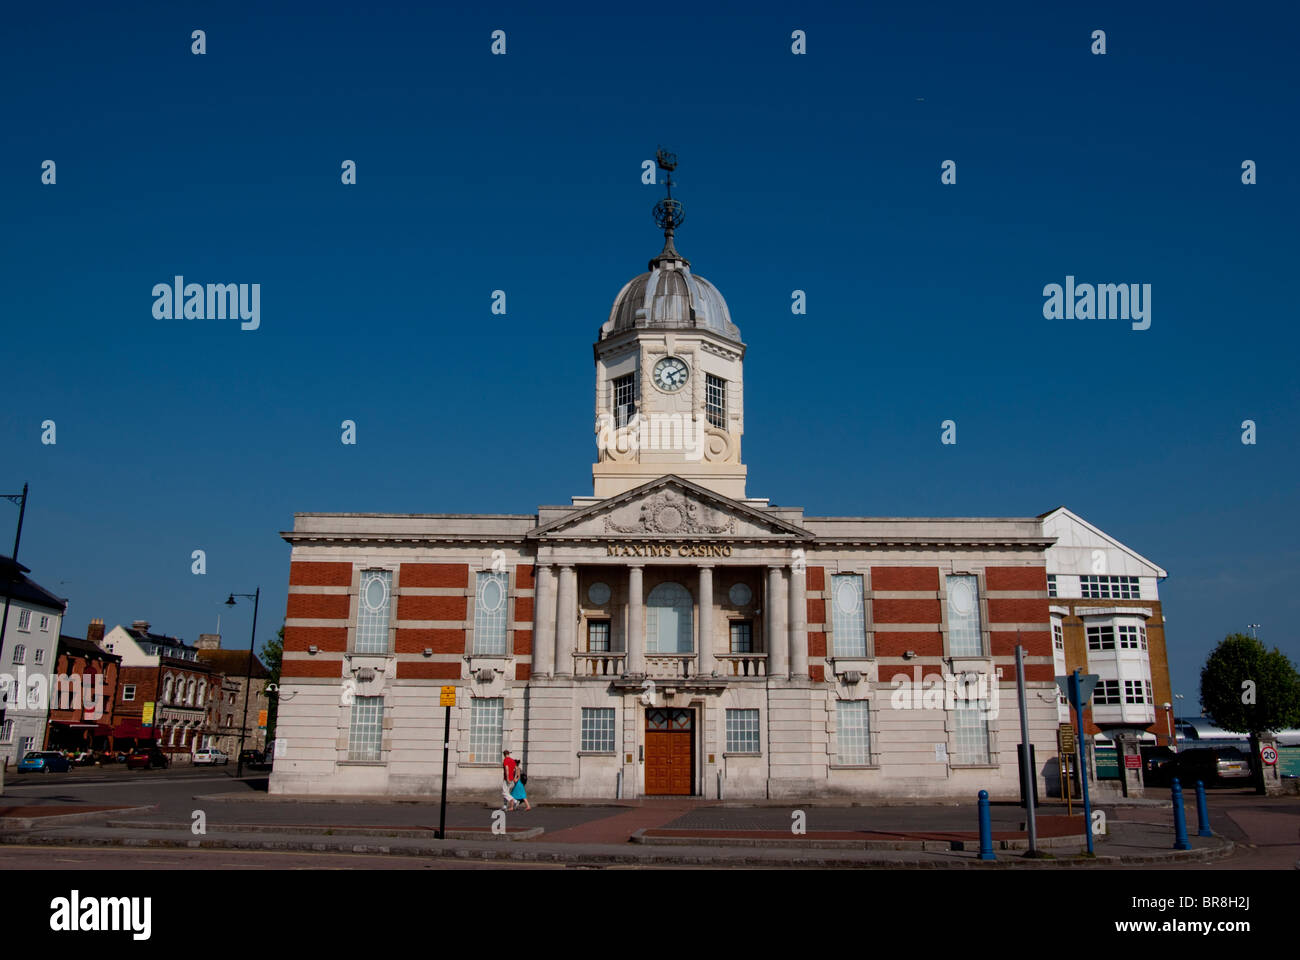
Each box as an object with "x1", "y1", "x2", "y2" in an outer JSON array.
[{"x1": 557, "y1": 563, "x2": 576, "y2": 572}]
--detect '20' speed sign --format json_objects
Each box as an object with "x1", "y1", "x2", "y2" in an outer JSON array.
[{"x1": 1260, "y1": 745, "x2": 1278, "y2": 766}]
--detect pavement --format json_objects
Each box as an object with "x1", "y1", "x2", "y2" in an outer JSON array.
[{"x1": 0, "y1": 772, "x2": 1241, "y2": 868}]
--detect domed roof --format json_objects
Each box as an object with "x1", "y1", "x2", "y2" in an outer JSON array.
[{"x1": 600, "y1": 236, "x2": 741, "y2": 343}]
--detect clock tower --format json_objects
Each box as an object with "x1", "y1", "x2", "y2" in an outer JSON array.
[{"x1": 593, "y1": 150, "x2": 747, "y2": 499}]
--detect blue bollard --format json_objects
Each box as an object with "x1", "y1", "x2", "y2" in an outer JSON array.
[
  {"x1": 1171, "y1": 778, "x2": 1191, "y2": 850},
  {"x1": 1195, "y1": 780, "x2": 1212, "y2": 837},
  {"x1": 978, "y1": 789, "x2": 996, "y2": 861}
]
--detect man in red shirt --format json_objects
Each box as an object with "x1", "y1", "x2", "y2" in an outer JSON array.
[{"x1": 502, "y1": 750, "x2": 518, "y2": 811}]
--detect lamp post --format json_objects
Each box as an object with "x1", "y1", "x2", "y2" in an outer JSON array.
[
  {"x1": 225, "y1": 588, "x2": 260, "y2": 778},
  {"x1": 0, "y1": 484, "x2": 30, "y2": 732},
  {"x1": 1247, "y1": 624, "x2": 1260, "y2": 640}
]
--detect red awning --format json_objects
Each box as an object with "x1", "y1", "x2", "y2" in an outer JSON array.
[{"x1": 111, "y1": 718, "x2": 156, "y2": 739}]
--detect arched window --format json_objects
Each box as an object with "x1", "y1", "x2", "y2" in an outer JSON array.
[
  {"x1": 646, "y1": 582, "x2": 693, "y2": 654},
  {"x1": 162, "y1": 675, "x2": 174, "y2": 703},
  {"x1": 186, "y1": 679, "x2": 196, "y2": 705},
  {"x1": 197, "y1": 681, "x2": 207, "y2": 706}
]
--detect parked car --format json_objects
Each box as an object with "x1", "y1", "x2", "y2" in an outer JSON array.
[
  {"x1": 1141, "y1": 745, "x2": 1177, "y2": 786},
  {"x1": 1169, "y1": 747, "x2": 1252, "y2": 786},
  {"x1": 18, "y1": 751, "x2": 71, "y2": 773},
  {"x1": 193, "y1": 748, "x2": 230, "y2": 766},
  {"x1": 239, "y1": 749, "x2": 266, "y2": 767},
  {"x1": 126, "y1": 747, "x2": 170, "y2": 770}
]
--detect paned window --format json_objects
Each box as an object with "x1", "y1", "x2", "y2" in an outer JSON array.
[
  {"x1": 946, "y1": 575, "x2": 983, "y2": 656},
  {"x1": 347, "y1": 696, "x2": 384, "y2": 761},
  {"x1": 468, "y1": 697, "x2": 504, "y2": 763},
  {"x1": 581, "y1": 708, "x2": 616, "y2": 752},
  {"x1": 474, "y1": 571, "x2": 509, "y2": 655},
  {"x1": 356, "y1": 569, "x2": 392, "y2": 654},
  {"x1": 725, "y1": 709, "x2": 760, "y2": 753},
  {"x1": 836, "y1": 700, "x2": 871, "y2": 765},
  {"x1": 830, "y1": 574, "x2": 866, "y2": 657}
]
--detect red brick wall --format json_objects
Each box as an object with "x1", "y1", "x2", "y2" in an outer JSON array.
[
  {"x1": 871, "y1": 566, "x2": 939, "y2": 591},
  {"x1": 396, "y1": 661, "x2": 460, "y2": 680},
  {"x1": 283, "y1": 626, "x2": 347, "y2": 652},
  {"x1": 285, "y1": 593, "x2": 350, "y2": 620},
  {"x1": 872, "y1": 598, "x2": 942, "y2": 624},
  {"x1": 400, "y1": 563, "x2": 469, "y2": 588},
  {"x1": 395, "y1": 628, "x2": 465, "y2": 655},
  {"x1": 875, "y1": 631, "x2": 943, "y2": 657},
  {"x1": 289, "y1": 562, "x2": 353, "y2": 586},
  {"x1": 985, "y1": 566, "x2": 1047, "y2": 591},
  {"x1": 515, "y1": 565, "x2": 535, "y2": 589},
  {"x1": 281, "y1": 658, "x2": 344, "y2": 678},
  {"x1": 397, "y1": 595, "x2": 466, "y2": 621}
]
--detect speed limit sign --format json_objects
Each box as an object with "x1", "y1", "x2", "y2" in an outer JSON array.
[{"x1": 1261, "y1": 745, "x2": 1278, "y2": 766}]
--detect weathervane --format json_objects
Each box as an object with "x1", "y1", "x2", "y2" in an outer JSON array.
[
  {"x1": 652, "y1": 147, "x2": 684, "y2": 233},
  {"x1": 650, "y1": 147, "x2": 687, "y2": 267}
]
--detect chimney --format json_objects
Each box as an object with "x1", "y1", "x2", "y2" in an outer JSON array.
[
  {"x1": 86, "y1": 618, "x2": 105, "y2": 647},
  {"x1": 131, "y1": 620, "x2": 151, "y2": 635},
  {"x1": 197, "y1": 633, "x2": 222, "y2": 650}
]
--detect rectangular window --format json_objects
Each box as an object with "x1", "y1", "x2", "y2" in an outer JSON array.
[
  {"x1": 39, "y1": 615, "x2": 49, "y2": 631},
  {"x1": 122, "y1": 684, "x2": 136, "y2": 702},
  {"x1": 1079, "y1": 575, "x2": 1140, "y2": 599},
  {"x1": 1117, "y1": 625, "x2": 1141, "y2": 649},
  {"x1": 1087, "y1": 625, "x2": 1116, "y2": 650},
  {"x1": 17, "y1": 610, "x2": 31, "y2": 631},
  {"x1": 830, "y1": 574, "x2": 866, "y2": 657},
  {"x1": 946, "y1": 575, "x2": 982, "y2": 656},
  {"x1": 1047, "y1": 574, "x2": 1057, "y2": 598},
  {"x1": 1052, "y1": 621, "x2": 1064, "y2": 651},
  {"x1": 587, "y1": 620, "x2": 610, "y2": 653},
  {"x1": 836, "y1": 700, "x2": 871, "y2": 765},
  {"x1": 355, "y1": 569, "x2": 392, "y2": 654},
  {"x1": 1094, "y1": 680, "x2": 1121, "y2": 705},
  {"x1": 11, "y1": 644, "x2": 24, "y2": 664},
  {"x1": 1140, "y1": 625, "x2": 1147, "y2": 650},
  {"x1": 19, "y1": 736, "x2": 34, "y2": 756},
  {"x1": 347, "y1": 696, "x2": 384, "y2": 761},
  {"x1": 953, "y1": 705, "x2": 991, "y2": 764},
  {"x1": 729, "y1": 620, "x2": 753, "y2": 653},
  {"x1": 1144, "y1": 680, "x2": 1153, "y2": 704},
  {"x1": 473, "y1": 571, "x2": 509, "y2": 655},
  {"x1": 1124, "y1": 680, "x2": 1144, "y2": 704},
  {"x1": 0, "y1": 720, "x2": 12, "y2": 743},
  {"x1": 35, "y1": 648, "x2": 46, "y2": 666},
  {"x1": 725, "y1": 709, "x2": 760, "y2": 754},
  {"x1": 581, "y1": 707, "x2": 616, "y2": 752},
  {"x1": 613, "y1": 373, "x2": 636, "y2": 428},
  {"x1": 468, "y1": 698, "x2": 504, "y2": 763},
  {"x1": 705, "y1": 374, "x2": 726, "y2": 429}
]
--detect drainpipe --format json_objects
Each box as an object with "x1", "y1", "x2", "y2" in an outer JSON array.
[
  {"x1": 717, "y1": 769, "x2": 723, "y2": 800},
  {"x1": 616, "y1": 768, "x2": 623, "y2": 800}
]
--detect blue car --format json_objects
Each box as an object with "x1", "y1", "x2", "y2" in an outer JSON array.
[{"x1": 18, "y1": 751, "x2": 71, "y2": 773}]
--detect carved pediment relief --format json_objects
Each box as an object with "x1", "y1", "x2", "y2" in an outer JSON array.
[{"x1": 604, "y1": 487, "x2": 735, "y2": 535}]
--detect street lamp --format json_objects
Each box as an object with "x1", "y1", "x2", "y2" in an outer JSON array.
[
  {"x1": 225, "y1": 588, "x2": 260, "y2": 778},
  {"x1": 1247, "y1": 624, "x2": 1260, "y2": 640}
]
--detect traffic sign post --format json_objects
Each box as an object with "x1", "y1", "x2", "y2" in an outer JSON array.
[
  {"x1": 1261, "y1": 745, "x2": 1278, "y2": 766},
  {"x1": 1069, "y1": 669, "x2": 1095, "y2": 855},
  {"x1": 436, "y1": 686, "x2": 456, "y2": 839}
]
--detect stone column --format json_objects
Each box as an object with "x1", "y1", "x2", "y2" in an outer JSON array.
[
  {"x1": 698, "y1": 565, "x2": 715, "y2": 677},
  {"x1": 555, "y1": 565, "x2": 577, "y2": 678},
  {"x1": 788, "y1": 564, "x2": 807, "y2": 679},
  {"x1": 766, "y1": 565, "x2": 788, "y2": 679},
  {"x1": 627, "y1": 565, "x2": 645, "y2": 675},
  {"x1": 533, "y1": 564, "x2": 556, "y2": 678}
]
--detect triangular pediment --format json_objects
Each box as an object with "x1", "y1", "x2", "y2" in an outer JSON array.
[{"x1": 529, "y1": 476, "x2": 811, "y2": 541}]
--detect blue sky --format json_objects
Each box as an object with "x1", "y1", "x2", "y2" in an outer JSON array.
[{"x1": 2, "y1": 0, "x2": 1296, "y2": 707}]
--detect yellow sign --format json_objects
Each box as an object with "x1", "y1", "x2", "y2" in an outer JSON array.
[
  {"x1": 257, "y1": 709, "x2": 268, "y2": 728},
  {"x1": 142, "y1": 702, "x2": 155, "y2": 727},
  {"x1": 1058, "y1": 723, "x2": 1076, "y2": 753},
  {"x1": 440, "y1": 686, "x2": 457, "y2": 707}
]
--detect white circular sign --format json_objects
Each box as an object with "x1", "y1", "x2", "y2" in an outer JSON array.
[
  {"x1": 729, "y1": 583, "x2": 752, "y2": 606},
  {"x1": 588, "y1": 582, "x2": 611, "y2": 605},
  {"x1": 1261, "y1": 745, "x2": 1278, "y2": 766}
]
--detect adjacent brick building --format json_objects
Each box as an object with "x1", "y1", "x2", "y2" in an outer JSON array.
[
  {"x1": 44, "y1": 631, "x2": 121, "y2": 753},
  {"x1": 101, "y1": 620, "x2": 213, "y2": 757},
  {"x1": 195, "y1": 633, "x2": 270, "y2": 757}
]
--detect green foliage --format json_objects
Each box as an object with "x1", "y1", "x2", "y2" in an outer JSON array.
[
  {"x1": 259, "y1": 625, "x2": 284, "y2": 741},
  {"x1": 1200, "y1": 633, "x2": 1300, "y2": 736}
]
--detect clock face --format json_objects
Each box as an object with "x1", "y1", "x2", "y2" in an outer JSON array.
[{"x1": 653, "y1": 356, "x2": 689, "y2": 392}]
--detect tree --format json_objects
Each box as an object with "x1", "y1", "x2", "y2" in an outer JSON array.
[
  {"x1": 1200, "y1": 633, "x2": 1300, "y2": 793},
  {"x1": 259, "y1": 626, "x2": 283, "y2": 746}
]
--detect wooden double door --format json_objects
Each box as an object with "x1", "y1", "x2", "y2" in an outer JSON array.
[{"x1": 645, "y1": 708, "x2": 694, "y2": 796}]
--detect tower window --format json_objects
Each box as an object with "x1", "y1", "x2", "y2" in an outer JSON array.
[
  {"x1": 706, "y1": 374, "x2": 726, "y2": 429},
  {"x1": 613, "y1": 374, "x2": 636, "y2": 428}
]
